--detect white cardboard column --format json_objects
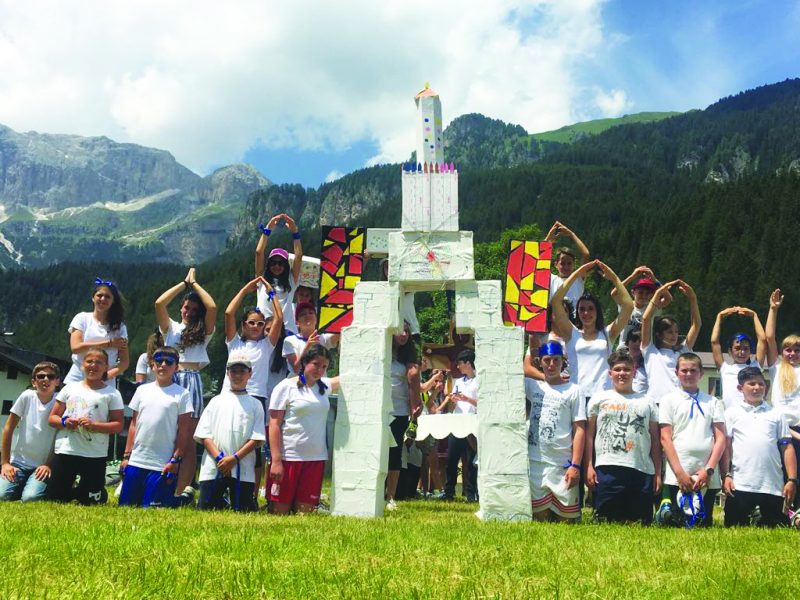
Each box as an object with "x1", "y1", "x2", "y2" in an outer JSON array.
[{"x1": 331, "y1": 282, "x2": 401, "y2": 517}]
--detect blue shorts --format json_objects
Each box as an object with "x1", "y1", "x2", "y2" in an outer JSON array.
[
  {"x1": 119, "y1": 464, "x2": 179, "y2": 508},
  {"x1": 593, "y1": 465, "x2": 654, "y2": 525}
]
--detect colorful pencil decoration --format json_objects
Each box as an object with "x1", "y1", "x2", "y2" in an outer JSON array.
[
  {"x1": 317, "y1": 226, "x2": 366, "y2": 333},
  {"x1": 503, "y1": 240, "x2": 552, "y2": 333}
]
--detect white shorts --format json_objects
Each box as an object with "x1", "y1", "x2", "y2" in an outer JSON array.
[{"x1": 529, "y1": 461, "x2": 580, "y2": 519}]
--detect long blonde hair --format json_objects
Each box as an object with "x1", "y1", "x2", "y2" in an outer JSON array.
[{"x1": 778, "y1": 335, "x2": 800, "y2": 395}]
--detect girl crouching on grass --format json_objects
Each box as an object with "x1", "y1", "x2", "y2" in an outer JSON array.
[
  {"x1": 48, "y1": 349, "x2": 124, "y2": 505},
  {"x1": 269, "y1": 344, "x2": 340, "y2": 514}
]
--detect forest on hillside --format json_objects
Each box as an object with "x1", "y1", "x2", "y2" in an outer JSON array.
[{"x1": 2, "y1": 79, "x2": 800, "y2": 385}]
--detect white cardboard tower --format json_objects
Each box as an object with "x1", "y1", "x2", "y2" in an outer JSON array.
[{"x1": 331, "y1": 85, "x2": 530, "y2": 521}]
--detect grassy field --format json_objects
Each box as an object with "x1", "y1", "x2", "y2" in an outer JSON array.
[{"x1": 0, "y1": 496, "x2": 795, "y2": 600}]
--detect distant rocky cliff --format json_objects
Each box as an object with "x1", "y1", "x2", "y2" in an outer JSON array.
[{"x1": 0, "y1": 125, "x2": 270, "y2": 268}]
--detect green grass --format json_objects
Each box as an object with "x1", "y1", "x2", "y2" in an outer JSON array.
[
  {"x1": 530, "y1": 112, "x2": 682, "y2": 144},
  {"x1": 0, "y1": 497, "x2": 795, "y2": 599}
]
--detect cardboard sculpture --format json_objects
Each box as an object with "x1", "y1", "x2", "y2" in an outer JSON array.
[
  {"x1": 331, "y1": 85, "x2": 530, "y2": 521},
  {"x1": 317, "y1": 226, "x2": 365, "y2": 333},
  {"x1": 503, "y1": 240, "x2": 552, "y2": 333}
]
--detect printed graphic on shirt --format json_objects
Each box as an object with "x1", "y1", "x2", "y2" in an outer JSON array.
[
  {"x1": 528, "y1": 394, "x2": 562, "y2": 448},
  {"x1": 597, "y1": 401, "x2": 647, "y2": 454}
]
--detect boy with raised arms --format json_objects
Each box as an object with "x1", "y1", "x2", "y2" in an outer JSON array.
[
  {"x1": 544, "y1": 221, "x2": 590, "y2": 311},
  {"x1": 119, "y1": 346, "x2": 193, "y2": 508},
  {"x1": 525, "y1": 341, "x2": 585, "y2": 521},
  {"x1": 585, "y1": 349, "x2": 661, "y2": 524},
  {"x1": 658, "y1": 353, "x2": 726, "y2": 526},
  {"x1": 722, "y1": 366, "x2": 797, "y2": 527}
]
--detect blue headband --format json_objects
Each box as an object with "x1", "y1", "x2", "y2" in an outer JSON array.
[
  {"x1": 731, "y1": 333, "x2": 753, "y2": 347},
  {"x1": 538, "y1": 341, "x2": 564, "y2": 358}
]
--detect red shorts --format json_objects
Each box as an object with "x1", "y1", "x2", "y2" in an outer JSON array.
[{"x1": 269, "y1": 460, "x2": 325, "y2": 506}]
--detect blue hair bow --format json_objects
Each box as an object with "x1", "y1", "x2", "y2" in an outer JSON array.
[{"x1": 94, "y1": 277, "x2": 115, "y2": 288}]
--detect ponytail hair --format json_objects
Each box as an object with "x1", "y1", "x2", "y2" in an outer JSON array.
[
  {"x1": 297, "y1": 343, "x2": 332, "y2": 393},
  {"x1": 778, "y1": 335, "x2": 800, "y2": 395}
]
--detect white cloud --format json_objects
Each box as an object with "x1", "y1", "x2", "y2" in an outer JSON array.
[
  {"x1": 0, "y1": 0, "x2": 616, "y2": 173},
  {"x1": 324, "y1": 170, "x2": 344, "y2": 183},
  {"x1": 593, "y1": 88, "x2": 633, "y2": 117}
]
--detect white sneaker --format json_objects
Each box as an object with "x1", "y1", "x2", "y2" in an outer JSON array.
[{"x1": 385, "y1": 499, "x2": 398, "y2": 511}]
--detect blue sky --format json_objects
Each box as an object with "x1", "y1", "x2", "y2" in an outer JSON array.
[{"x1": 0, "y1": 0, "x2": 797, "y2": 188}]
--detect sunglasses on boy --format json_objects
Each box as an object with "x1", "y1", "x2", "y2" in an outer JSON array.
[
  {"x1": 153, "y1": 353, "x2": 178, "y2": 366},
  {"x1": 35, "y1": 373, "x2": 58, "y2": 381}
]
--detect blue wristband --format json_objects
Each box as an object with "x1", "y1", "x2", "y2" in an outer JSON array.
[
  {"x1": 267, "y1": 290, "x2": 275, "y2": 301},
  {"x1": 215, "y1": 452, "x2": 225, "y2": 463},
  {"x1": 292, "y1": 231, "x2": 301, "y2": 240},
  {"x1": 234, "y1": 452, "x2": 240, "y2": 462},
  {"x1": 61, "y1": 415, "x2": 68, "y2": 428},
  {"x1": 259, "y1": 224, "x2": 271, "y2": 236},
  {"x1": 169, "y1": 457, "x2": 182, "y2": 464}
]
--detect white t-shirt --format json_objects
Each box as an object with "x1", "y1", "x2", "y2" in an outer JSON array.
[
  {"x1": 160, "y1": 318, "x2": 213, "y2": 367},
  {"x1": 269, "y1": 377, "x2": 331, "y2": 461},
  {"x1": 525, "y1": 379, "x2": 585, "y2": 466},
  {"x1": 452, "y1": 375, "x2": 479, "y2": 415},
  {"x1": 135, "y1": 353, "x2": 155, "y2": 384},
  {"x1": 257, "y1": 278, "x2": 299, "y2": 334},
  {"x1": 194, "y1": 391, "x2": 266, "y2": 483},
  {"x1": 9, "y1": 390, "x2": 57, "y2": 469},
  {"x1": 658, "y1": 389, "x2": 725, "y2": 488},
  {"x1": 587, "y1": 389, "x2": 658, "y2": 474},
  {"x1": 54, "y1": 382, "x2": 124, "y2": 458},
  {"x1": 128, "y1": 382, "x2": 193, "y2": 472},
  {"x1": 725, "y1": 401, "x2": 790, "y2": 496},
  {"x1": 390, "y1": 360, "x2": 410, "y2": 417},
  {"x1": 719, "y1": 361, "x2": 762, "y2": 409},
  {"x1": 769, "y1": 360, "x2": 800, "y2": 427},
  {"x1": 64, "y1": 312, "x2": 128, "y2": 385},
  {"x1": 566, "y1": 324, "x2": 614, "y2": 398},
  {"x1": 643, "y1": 343, "x2": 688, "y2": 405},
  {"x1": 222, "y1": 335, "x2": 275, "y2": 398},
  {"x1": 549, "y1": 274, "x2": 584, "y2": 312},
  {"x1": 281, "y1": 332, "x2": 336, "y2": 376}
]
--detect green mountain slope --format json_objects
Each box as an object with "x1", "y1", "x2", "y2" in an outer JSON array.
[{"x1": 530, "y1": 112, "x2": 682, "y2": 144}]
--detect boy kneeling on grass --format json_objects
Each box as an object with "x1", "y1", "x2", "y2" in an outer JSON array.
[
  {"x1": 585, "y1": 349, "x2": 661, "y2": 525},
  {"x1": 194, "y1": 352, "x2": 265, "y2": 512},
  {"x1": 119, "y1": 346, "x2": 193, "y2": 508},
  {"x1": 0, "y1": 362, "x2": 61, "y2": 502},
  {"x1": 657, "y1": 353, "x2": 726, "y2": 527},
  {"x1": 525, "y1": 341, "x2": 585, "y2": 522},
  {"x1": 721, "y1": 366, "x2": 797, "y2": 527}
]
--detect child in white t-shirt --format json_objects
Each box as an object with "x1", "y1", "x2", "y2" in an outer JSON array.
[
  {"x1": 710, "y1": 306, "x2": 766, "y2": 408},
  {"x1": 48, "y1": 348, "x2": 124, "y2": 505},
  {"x1": 282, "y1": 302, "x2": 339, "y2": 376},
  {"x1": 194, "y1": 353, "x2": 266, "y2": 512},
  {"x1": 0, "y1": 362, "x2": 61, "y2": 502},
  {"x1": 544, "y1": 221, "x2": 590, "y2": 313},
  {"x1": 223, "y1": 276, "x2": 284, "y2": 504},
  {"x1": 255, "y1": 213, "x2": 303, "y2": 333},
  {"x1": 657, "y1": 353, "x2": 726, "y2": 527},
  {"x1": 585, "y1": 349, "x2": 661, "y2": 525},
  {"x1": 765, "y1": 289, "x2": 800, "y2": 448},
  {"x1": 640, "y1": 279, "x2": 702, "y2": 405},
  {"x1": 155, "y1": 267, "x2": 217, "y2": 500},
  {"x1": 525, "y1": 342, "x2": 585, "y2": 522},
  {"x1": 119, "y1": 347, "x2": 193, "y2": 508},
  {"x1": 722, "y1": 367, "x2": 797, "y2": 527},
  {"x1": 269, "y1": 344, "x2": 340, "y2": 514},
  {"x1": 64, "y1": 279, "x2": 129, "y2": 385}
]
